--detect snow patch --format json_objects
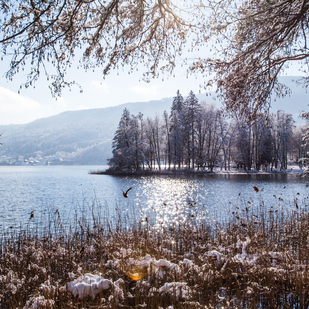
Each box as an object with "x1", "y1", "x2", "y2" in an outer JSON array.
[
  {"x1": 67, "y1": 273, "x2": 112, "y2": 300},
  {"x1": 23, "y1": 296, "x2": 55, "y2": 309}
]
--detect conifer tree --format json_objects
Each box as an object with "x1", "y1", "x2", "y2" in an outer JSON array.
[
  {"x1": 109, "y1": 108, "x2": 133, "y2": 170},
  {"x1": 183, "y1": 91, "x2": 201, "y2": 169},
  {"x1": 169, "y1": 90, "x2": 184, "y2": 169}
]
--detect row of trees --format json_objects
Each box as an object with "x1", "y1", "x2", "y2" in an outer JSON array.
[{"x1": 109, "y1": 91, "x2": 300, "y2": 172}]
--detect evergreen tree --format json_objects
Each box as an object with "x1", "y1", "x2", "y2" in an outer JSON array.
[
  {"x1": 234, "y1": 120, "x2": 251, "y2": 171},
  {"x1": 108, "y1": 108, "x2": 135, "y2": 170},
  {"x1": 169, "y1": 90, "x2": 185, "y2": 169},
  {"x1": 183, "y1": 91, "x2": 201, "y2": 169}
]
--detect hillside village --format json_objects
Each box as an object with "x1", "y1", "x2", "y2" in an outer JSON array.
[{"x1": 0, "y1": 155, "x2": 73, "y2": 166}]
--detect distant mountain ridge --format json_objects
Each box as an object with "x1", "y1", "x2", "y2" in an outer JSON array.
[
  {"x1": 0, "y1": 77, "x2": 307, "y2": 165},
  {"x1": 0, "y1": 97, "x2": 176, "y2": 164}
]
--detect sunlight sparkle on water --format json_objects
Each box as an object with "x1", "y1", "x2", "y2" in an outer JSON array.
[
  {"x1": 134, "y1": 177, "x2": 216, "y2": 231},
  {"x1": 1, "y1": 166, "x2": 308, "y2": 233}
]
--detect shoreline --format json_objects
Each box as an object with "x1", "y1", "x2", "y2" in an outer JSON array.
[{"x1": 89, "y1": 167, "x2": 305, "y2": 176}]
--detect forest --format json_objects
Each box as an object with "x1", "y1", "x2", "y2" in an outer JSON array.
[{"x1": 109, "y1": 90, "x2": 304, "y2": 173}]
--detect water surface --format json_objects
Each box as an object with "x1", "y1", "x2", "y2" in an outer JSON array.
[{"x1": 0, "y1": 166, "x2": 308, "y2": 234}]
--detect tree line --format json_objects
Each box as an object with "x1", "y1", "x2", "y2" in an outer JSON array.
[{"x1": 108, "y1": 91, "x2": 302, "y2": 172}]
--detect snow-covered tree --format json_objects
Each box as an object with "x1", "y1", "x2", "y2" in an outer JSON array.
[
  {"x1": 204, "y1": 106, "x2": 226, "y2": 172},
  {"x1": 233, "y1": 120, "x2": 251, "y2": 171},
  {"x1": 289, "y1": 125, "x2": 306, "y2": 164},
  {"x1": 272, "y1": 111, "x2": 294, "y2": 170},
  {"x1": 2, "y1": 0, "x2": 308, "y2": 124},
  {"x1": 108, "y1": 92, "x2": 296, "y2": 173},
  {"x1": 252, "y1": 116, "x2": 273, "y2": 171},
  {"x1": 194, "y1": 0, "x2": 309, "y2": 115},
  {"x1": 162, "y1": 110, "x2": 171, "y2": 169},
  {"x1": 109, "y1": 108, "x2": 132, "y2": 170},
  {"x1": 129, "y1": 113, "x2": 145, "y2": 170},
  {"x1": 109, "y1": 108, "x2": 145, "y2": 171},
  {"x1": 169, "y1": 90, "x2": 184, "y2": 169},
  {"x1": 195, "y1": 104, "x2": 227, "y2": 171},
  {"x1": 144, "y1": 116, "x2": 162, "y2": 170},
  {"x1": 220, "y1": 120, "x2": 234, "y2": 171},
  {"x1": 0, "y1": 1, "x2": 209, "y2": 96},
  {"x1": 183, "y1": 91, "x2": 201, "y2": 169}
]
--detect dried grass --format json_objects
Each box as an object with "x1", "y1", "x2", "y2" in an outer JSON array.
[{"x1": 1, "y1": 202, "x2": 309, "y2": 308}]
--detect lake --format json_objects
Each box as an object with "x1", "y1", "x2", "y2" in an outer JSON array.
[{"x1": 0, "y1": 165, "x2": 308, "y2": 235}]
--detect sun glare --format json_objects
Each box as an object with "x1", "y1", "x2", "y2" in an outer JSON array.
[{"x1": 128, "y1": 272, "x2": 143, "y2": 281}]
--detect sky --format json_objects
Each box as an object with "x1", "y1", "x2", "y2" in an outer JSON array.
[
  {"x1": 0, "y1": 57, "x2": 209, "y2": 125},
  {"x1": 0, "y1": 52, "x2": 307, "y2": 125}
]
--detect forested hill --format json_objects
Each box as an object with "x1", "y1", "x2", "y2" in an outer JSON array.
[
  {"x1": 0, "y1": 97, "x2": 179, "y2": 165},
  {"x1": 0, "y1": 77, "x2": 307, "y2": 165}
]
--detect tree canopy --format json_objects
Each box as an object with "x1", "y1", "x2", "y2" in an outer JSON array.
[
  {"x1": 0, "y1": 0, "x2": 207, "y2": 96},
  {"x1": 1, "y1": 0, "x2": 309, "y2": 113},
  {"x1": 200, "y1": 0, "x2": 309, "y2": 115}
]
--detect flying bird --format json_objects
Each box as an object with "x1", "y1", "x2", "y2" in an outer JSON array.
[
  {"x1": 189, "y1": 202, "x2": 197, "y2": 207},
  {"x1": 122, "y1": 187, "x2": 132, "y2": 198},
  {"x1": 252, "y1": 186, "x2": 259, "y2": 193}
]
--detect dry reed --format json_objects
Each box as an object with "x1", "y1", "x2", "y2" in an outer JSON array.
[{"x1": 1, "y1": 200, "x2": 309, "y2": 308}]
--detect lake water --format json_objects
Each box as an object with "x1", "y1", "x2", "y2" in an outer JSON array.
[{"x1": 0, "y1": 165, "x2": 308, "y2": 235}]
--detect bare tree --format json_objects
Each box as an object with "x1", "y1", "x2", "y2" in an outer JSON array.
[
  {"x1": 0, "y1": 0, "x2": 208, "y2": 96},
  {"x1": 145, "y1": 116, "x2": 162, "y2": 170},
  {"x1": 192, "y1": 0, "x2": 309, "y2": 115}
]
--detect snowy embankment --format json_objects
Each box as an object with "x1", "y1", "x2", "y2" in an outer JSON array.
[{"x1": 90, "y1": 162, "x2": 306, "y2": 176}]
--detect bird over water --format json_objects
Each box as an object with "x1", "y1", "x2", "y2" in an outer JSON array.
[{"x1": 122, "y1": 187, "x2": 132, "y2": 198}]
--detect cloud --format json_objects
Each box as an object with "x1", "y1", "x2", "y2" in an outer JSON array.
[
  {"x1": 0, "y1": 86, "x2": 56, "y2": 124},
  {"x1": 91, "y1": 81, "x2": 109, "y2": 93},
  {"x1": 130, "y1": 84, "x2": 159, "y2": 96},
  {"x1": 0, "y1": 86, "x2": 41, "y2": 113},
  {"x1": 54, "y1": 96, "x2": 69, "y2": 108}
]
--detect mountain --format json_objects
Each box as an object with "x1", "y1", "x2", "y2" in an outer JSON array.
[
  {"x1": 0, "y1": 77, "x2": 307, "y2": 165},
  {"x1": 0, "y1": 98, "x2": 175, "y2": 165}
]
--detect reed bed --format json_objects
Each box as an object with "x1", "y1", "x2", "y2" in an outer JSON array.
[{"x1": 1, "y1": 200, "x2": 309, "y2": 308}]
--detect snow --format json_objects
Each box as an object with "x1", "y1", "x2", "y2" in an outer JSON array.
[
  {"x1": 207, "y1": 250, "x2": 225, "y2": 265},
  {"x1": 20, "y1": 236, "x2": 296, "y2": 306},
  {"x1": 23, "y1": 296, "x2": 55, "y2": 309},
  {"x1": 158, "y1": 282, "x2": 187, "y2": 293},
  {"x1": 183, "y1": 258, "x2": 193, "y2": 267},
  {"x1": 120, "y1": 248, "x2": 132, "y2": 256},
  {"x1": 123, "y1": 253, "x2": 180, "y2": 278},
  {"x1": 67, "y1": 273, "x2": 112, "y2": 300},
  {"x1": 67, "y1": 273, "x2": 124, "y2": 302},
  {"x1": 158, "y1": 282, "x2": 191, "y2": 300}
]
